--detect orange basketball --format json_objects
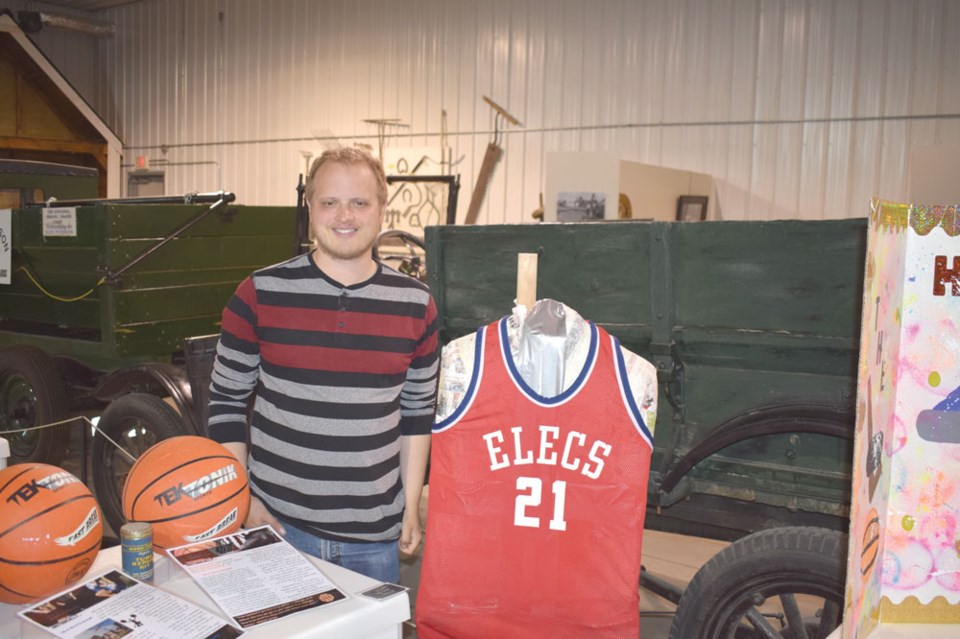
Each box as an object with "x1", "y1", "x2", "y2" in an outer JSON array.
[
  {"x1": 0, "y1": 464, "x2": 103, "y2": 604},
  {"x1": 122, "y1": 436, "x2": 249, "y2": 551},
  {"x1": 860, "y1": 508, "x2": 881, "y2": 579}
]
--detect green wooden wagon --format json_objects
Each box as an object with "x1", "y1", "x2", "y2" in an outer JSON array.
[
  {"x1": 425, "y1": 218, "x2": 867, "y2": 638},
  {"x1": 0, "y1": 160, "x2": 298, "y2": 535}
]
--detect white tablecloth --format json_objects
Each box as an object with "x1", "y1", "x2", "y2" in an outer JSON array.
[{"x1": 0, "y1": 545, "x2": 409, "y2": 639}]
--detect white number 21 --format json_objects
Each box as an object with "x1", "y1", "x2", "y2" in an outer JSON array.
[{"x1": 514, "y1": 477, "x2": 567, "y2": 531}]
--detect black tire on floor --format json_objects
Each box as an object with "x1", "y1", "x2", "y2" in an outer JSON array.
[
  {"x1": 375, "y1": 229, "x2": 427, "y2": 281},
  {"x1": 0, "y1": 345, "x2": 70, "y2": 465},
  {"x1": 668, "y1": 526, "x2": 847, "y2": 639},
  {"x1": 92, "y1": 393, "x2": 185, "y2": 535}
]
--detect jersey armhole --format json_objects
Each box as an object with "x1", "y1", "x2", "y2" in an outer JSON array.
[
  {"x1": 434, "y1": 326, "x2": 486, "y2": 432},
  {"x1": 612, "y1": 335, "x2": 654, "y2": 448}
]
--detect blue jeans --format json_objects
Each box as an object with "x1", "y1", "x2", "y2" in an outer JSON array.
[{"x1": 281, "y1": 519, "x2": 400, "y2": 584}]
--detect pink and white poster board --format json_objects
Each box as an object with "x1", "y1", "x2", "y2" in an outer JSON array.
[{"x1": 843, "y1": 201, "x2": 960, "y2": 637}]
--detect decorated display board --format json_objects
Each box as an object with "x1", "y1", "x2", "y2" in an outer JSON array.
[{"x1": 843, "y1": 201, "x2": 960, "y2": 637}]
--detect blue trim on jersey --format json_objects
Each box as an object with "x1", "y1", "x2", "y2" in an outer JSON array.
[
  {"x1": 499, "y1": 316, "x2": 599, "y2": 406},
  {"x1": 613, "y1": 335, "x2": 654, "y2": 445},
  {"x1": 433, "y1": 326, "x2": 486, "y2": 432}
]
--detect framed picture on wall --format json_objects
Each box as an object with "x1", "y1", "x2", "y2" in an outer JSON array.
[{"x1": 676, "y1": 195, "x2": 708, "y2": 222}]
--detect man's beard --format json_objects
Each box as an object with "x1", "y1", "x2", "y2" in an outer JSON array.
[{"x1": 314, "y1": 227, "x2": 379, "y2": 261}]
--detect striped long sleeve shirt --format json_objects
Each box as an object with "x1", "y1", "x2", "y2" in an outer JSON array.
[{"x1": 207, "y1": 253, "x2": 438, "y2": 543}]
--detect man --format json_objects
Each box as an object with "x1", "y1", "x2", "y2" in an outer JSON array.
[{"x1": 207, "y1": 147, "x2": 437, "y2": 583}]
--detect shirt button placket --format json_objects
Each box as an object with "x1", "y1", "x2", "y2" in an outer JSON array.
[{"x1": 337, "y1": 290, "x2": 347, "y2": 330}]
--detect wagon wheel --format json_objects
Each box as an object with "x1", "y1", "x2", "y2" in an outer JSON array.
[
  {"x1": 92, "y1": 393, "x2": 184, "y2": 536},
  {"x1": 375, "y1": 229, "x2": 426, "y2": 282},
  {"x1": 669, "y1": 527, "x2": 846, "y2": 639},
  {"x1": 0, "y1": 345, "x2": 70, "y2": 465}
]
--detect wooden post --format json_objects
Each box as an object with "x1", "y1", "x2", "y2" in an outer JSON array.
[
  {"x1": 463, "y1": 143, "x2": 503, "y2": 224},
  {"x1": 464, "y1": 96, "x2": 523, "y2": 224},
  {"x1": 516, "y1": 253, "x2": 538, "y2": 310}
]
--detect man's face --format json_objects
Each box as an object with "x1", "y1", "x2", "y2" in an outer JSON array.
[{"x1": 307, "y1": 162, "x2": 384, "y2": 263}]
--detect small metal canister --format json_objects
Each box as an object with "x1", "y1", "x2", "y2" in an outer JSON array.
[{"x1": 120, "y1": 522, "x2": 154, "y2": 582}]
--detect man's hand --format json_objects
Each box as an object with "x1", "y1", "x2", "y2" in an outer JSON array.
[
  {"x1": 245, "y1": 495, "x2": 285, "y2": 535},
  {"x1": 398, "y1": 508, "x2": 423, "y2": 555},
  {"x1": 398, "y1": 433, "x2": 430, "y2": 555}
]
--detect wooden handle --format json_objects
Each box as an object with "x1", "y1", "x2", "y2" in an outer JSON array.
[{"x1": 516, "y1": 253, "x2": 538, "y2": 310}]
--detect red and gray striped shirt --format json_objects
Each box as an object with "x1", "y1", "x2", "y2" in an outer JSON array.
[{"x1": 208, "y1": 252, "x2": 438, "y2": 542}]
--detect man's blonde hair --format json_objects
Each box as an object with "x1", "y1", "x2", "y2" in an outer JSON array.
[{"x1": 305, "y1": 147, "x2": 388, "y2": 205}]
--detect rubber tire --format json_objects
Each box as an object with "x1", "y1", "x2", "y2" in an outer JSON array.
[
  {"x1": 0, "y1": 345, "x2": 70, "y2": 465},
  {"x1": 92, "y1": 393, "x2": 186, "y2": 536},
  {"x1": 375, "y1": 229, "x2": 426, "y2": 281},
  {"x1": 668, "y1": 526, "x2": 847, "y2": 639}
]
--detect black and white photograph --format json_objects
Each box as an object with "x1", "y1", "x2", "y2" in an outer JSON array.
[{"x1": 556, "y1": 191, "x2": 605, "y2": 221}]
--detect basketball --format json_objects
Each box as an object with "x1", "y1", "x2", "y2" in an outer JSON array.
[
  {"x1": 860, "y1": 508, "x2": 881, "y2": 579},
  {"x1": 122, "y1": 436, "x2": 249, "y2": 551},
  {"x1": 0, "y1": 464, "x2": 103, "y2": 604}
]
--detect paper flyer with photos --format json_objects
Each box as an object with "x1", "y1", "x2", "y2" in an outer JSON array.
[
  {"x1": 167, "y1": 525, "x2": 347, "y2": 628},
  {"x1": 17, "y1": 569, "x2": 242, "y2": 639}
]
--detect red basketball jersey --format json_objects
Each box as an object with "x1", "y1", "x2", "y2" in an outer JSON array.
[{"x1": 416, "y1": 318, "x2": 654, "y2": 639}]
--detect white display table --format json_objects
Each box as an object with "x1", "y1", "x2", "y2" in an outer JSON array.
[{"x1": 0, "y1": 545, "x2": 409, "y2": 639}]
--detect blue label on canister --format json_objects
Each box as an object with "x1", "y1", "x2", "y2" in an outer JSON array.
[{"x1": 120, "y1": 522, "x2": 154, "y2": 582}]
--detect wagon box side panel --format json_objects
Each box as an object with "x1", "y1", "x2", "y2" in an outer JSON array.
[
  {"x1": 3, "y1": 205, "x2": 105, "y2": 335},
  {"x1": 658, "y1": 218, "x2": 866, "y2": 530},
  {"x1": 107, "y1": 235, "x2": 293, "y2": 272},
  {"x1": 102, "y1": 204, "x2": 297, "y2": 359},
  {"x1": 106, "y1": 203, "x2": 295, "y2": 238},
  {"x1": 426, "y1": 222, "x2": 655, "y2": 352},
  {"x1": 672, "y1": 219, "x2": 866, "y2": 336}
]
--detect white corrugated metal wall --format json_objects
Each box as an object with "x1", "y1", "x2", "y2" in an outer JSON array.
[{"x1": 92, "y1": 0, "x2": 959, "y2": 221}]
